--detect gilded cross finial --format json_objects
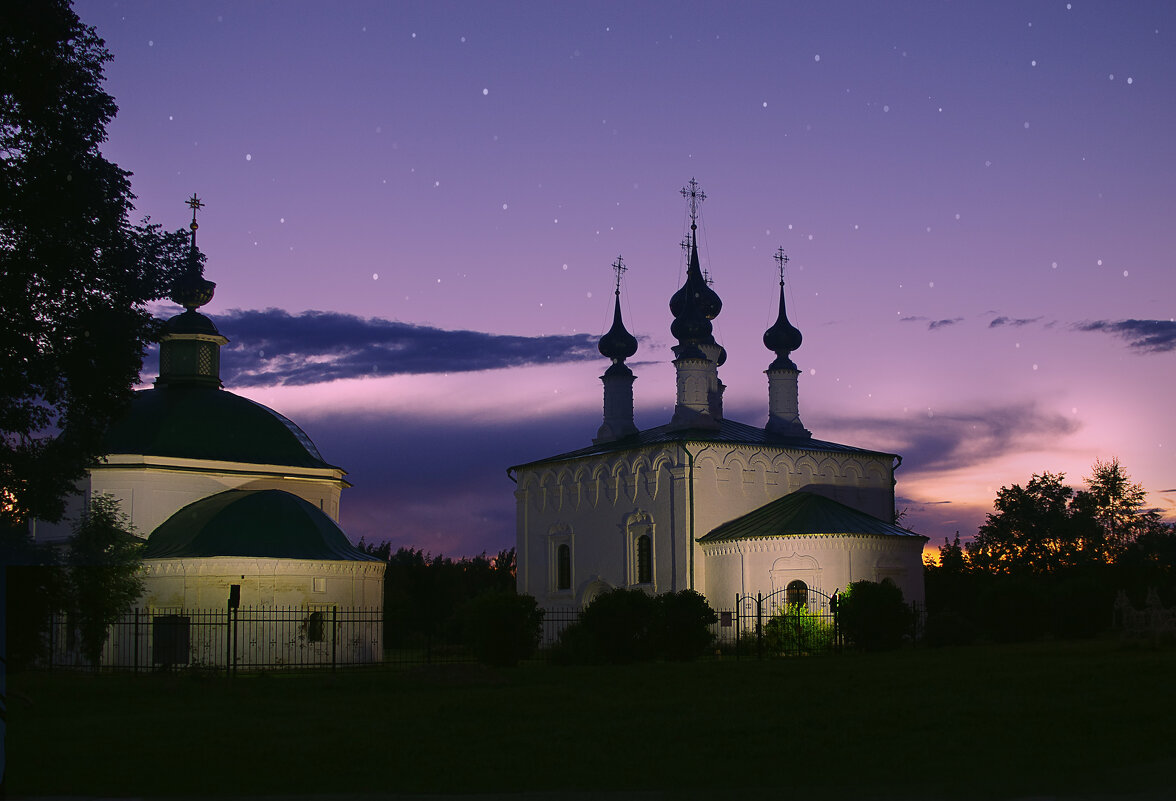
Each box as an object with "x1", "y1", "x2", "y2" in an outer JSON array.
[
  {"x1": 680, "y1": 178, "x2": 706, "y2": 226},
  {"x1": 612, "y1": 255, "x2": 627, "y2": 295},
  {"x1": 186, "y1": 193, "x2": 204, "y2": 249},
  {"x1": 186, "y1": 193, "x2": 204, "y2": 229},
  {"x1": 774, "y1": 246, "x2": 790, "y2": 286}
]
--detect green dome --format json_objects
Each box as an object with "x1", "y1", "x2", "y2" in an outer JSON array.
[
  {"x1": 104, "y1": 385, "x2": 336, "y2": 469},
  {"x1": 143, "y1": 489, "x2": 380, "y2": 561}
]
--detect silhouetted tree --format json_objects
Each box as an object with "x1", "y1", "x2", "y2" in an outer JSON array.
[
  {"x1": 966, "y1": 472, "x2": 1103, "y2": 574},
  {"x1": 64, "y1": 494, "x2": 143, "y2": 665},
  {"x1": 373, "y1": 546, "x2": 517, "y2": 647},
  {"x1": 1085, "y1": 458, "x2": 1158, "y2": 559},
  {"x1": 1, "y1": 0, "x2": 193, "y2": 529}
]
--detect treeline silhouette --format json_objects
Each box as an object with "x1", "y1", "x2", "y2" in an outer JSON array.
[
  {"x1": 924, "y1": 459, "x2": 1176, "y2": 643},
  {"x1": 356, "y1": 542, "x2": 516, "y2": 650}
]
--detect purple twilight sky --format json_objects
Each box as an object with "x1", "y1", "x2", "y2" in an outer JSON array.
[{"x1": 78, "y1": 1, "x2": 1176, "y2": 557}]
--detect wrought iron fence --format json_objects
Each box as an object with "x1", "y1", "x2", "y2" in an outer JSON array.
[
  {"x1": 46, "y1": 606, "x2": 382, "y2": 672},
  {"x1": 40, "y1": 595, "x2": 923, "y2": 672}
]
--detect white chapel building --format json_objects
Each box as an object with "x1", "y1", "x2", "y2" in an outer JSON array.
[
  {"x1": 510, "y1": 184, "x2": 926, "y2": 614},
  {"x1": 36, "y1": 202, "x2": 384, "y2": 619}
]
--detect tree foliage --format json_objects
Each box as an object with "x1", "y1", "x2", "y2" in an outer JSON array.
[
  {"x1": 357, "y1": 543, "x2": 517, "y2": 648},
  {"x1": 965, "y1": 472, "x2": 1104, "y2": 574},
  {"x1": 1, "y1": 0, "x2": 194, "y2": 527},
  {"x1": 1085, "y1": 458, "x2": 1157, "y2": 558},
  {"x1": 923, "y1": 460, "x2": 1174, "y2": 644},
  {"x1": 65, "y1": 493, "x2": 144, "y2": 665}
]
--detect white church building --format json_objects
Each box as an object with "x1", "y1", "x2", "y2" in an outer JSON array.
[
  {"x1": 35, "y1": 199, "x2": 383, "y2": 665},
  {"x1": 510, "y1": 182, "x2": 926, "y2": 615}
]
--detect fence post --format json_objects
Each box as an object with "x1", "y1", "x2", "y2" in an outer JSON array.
[
  {"x1": 734, "y1": 594, "x2": 741, "y2": 660},
  {"x1": 331, "y1": 606, "x2": 338, "y2": 673},
  {"x1": 756, "y1": 592, "x2": 763, "y2": 660},
  {"x1": 225, "y1": 602, "x2": 232, "y2": 677},
  {"x1": 831, "y1": 591, "x2": 840, "y2": 653},
  {"x1": 133, "y1": 608, "x2": 140, "y2": 672}
]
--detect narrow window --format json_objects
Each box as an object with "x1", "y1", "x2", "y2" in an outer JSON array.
[
  {"x1": 786, "y1": 579, "x2": 808, "y2": 609},
  {"x1": 557, "y1": 543, "x2": 571, "y2": 591},
  {"x1": 636, "y1": 534, "x2": 652, "y2": 584},
  {"x1": 307, "y1": 611, "x2": 325, "y2": 643}
]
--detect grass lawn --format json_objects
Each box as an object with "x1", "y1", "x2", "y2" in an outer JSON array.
[{"x1": 8, "y1": 638, "x2": 1176, "y2": 798}]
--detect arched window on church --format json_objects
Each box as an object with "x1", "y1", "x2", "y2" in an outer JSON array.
[
  {"x1": 625, "y1": 511, "x2": 655, "y2": 588},
  {"x1": 786, "y1": 579, "x2": 808, "y2": 609},
  {"x1": 557, "y1": 543, "x2": 571, "y2": 591},
  {"x1": 636, "y1": 534, "x2": 652, "y2": 584}
]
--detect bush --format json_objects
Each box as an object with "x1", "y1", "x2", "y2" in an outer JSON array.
[
  {"x1": 839, "y1": 579, "x2": 913, "y2": 651},
  {"x1": 761, "y1": 604, "x2": 836, "y2": 656},
  {"x1": 551, "y1": 588, "x2": 718, "y2": 664},
  {"x1": 457, "y1": 591, "x2": 544, "y2": 667},
  {"x1": 655, "y1": 590, "x2": 718, "y2": 660}
]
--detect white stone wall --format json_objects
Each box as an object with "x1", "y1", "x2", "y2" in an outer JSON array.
[
  {"x1": 515, "y1": 438, "x2": 909, "y2": 613},
  {"x1": 515, "y1": 446, "x2": 689, "y2": 609},
  {"x1": 700, "y1": 534, "x2": 926, "y2": 610},
  {"x1": 141, "y1": 556, "x2": 385, "y2": 609}
]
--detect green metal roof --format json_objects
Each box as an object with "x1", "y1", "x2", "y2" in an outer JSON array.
[
  {"x1": 510, "y1": 417, "x2": 896, "y2": 472},
  {"x1": 103, "y1": 385, "x2": 337, "y2": 470},
  {"x1": 698, "y1": 491, "x2": 924, "y2": 544},
  {"x1": 143, "y1": 489, "x2": 381, "y2": 561}
]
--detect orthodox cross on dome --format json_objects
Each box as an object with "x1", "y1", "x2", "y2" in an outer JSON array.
[
  {"x1": 774, "y1": 246, "x2": 790, "y2": 286},
  {"x1": 612, "y1": 255, "x2": 627, "y2": 296},
  {"x1": 680, "y1": 178, "x2": 706, "y2": 226},
  {"x1": 172, "y1": 193, "x2": 216, "y2": 311},
  {"x1": 186, "y1": 193, "x2": 204, "y2": 247}
]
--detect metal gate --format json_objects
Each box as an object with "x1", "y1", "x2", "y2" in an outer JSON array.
[{"x1": 735, "y1": 585, "x2": 841, "y2": 657}]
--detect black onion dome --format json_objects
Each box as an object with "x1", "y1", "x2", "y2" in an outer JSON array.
[
  {"x1": 764, "y1": 283, "x2": 803, "y2": 370},
  {"x1": 670, "y1": 306, "x2": 713, "y2": 345},
  {"x1": 599, "y1": 294, "x2": 638, "y2": 362},
  {"x1": 669, "y1": 228, "x2": 723, "y2": 322}
]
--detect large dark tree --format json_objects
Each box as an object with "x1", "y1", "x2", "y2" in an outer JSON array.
[
  {"x1": 1, "y1": 0, "x2": 192, "y2": 529},
  {"x1": 965, "y1": 472, "x2": 1104, "y2": 574}
]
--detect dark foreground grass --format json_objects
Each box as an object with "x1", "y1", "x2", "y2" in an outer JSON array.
[{"x1": 9, "y1": 639, "x2": 1176, "y2": 798}]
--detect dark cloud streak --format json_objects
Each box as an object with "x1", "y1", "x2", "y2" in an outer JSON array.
[
  {"x1": 989, "y1": 315, "x2": 1041, "y2": 328},
  {"x1": 205, "y1": 308, "x2": 602, "y2": 386},
  {"x1": 1075, "y1": 319, "x2": 1176, "y2": 353}
]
